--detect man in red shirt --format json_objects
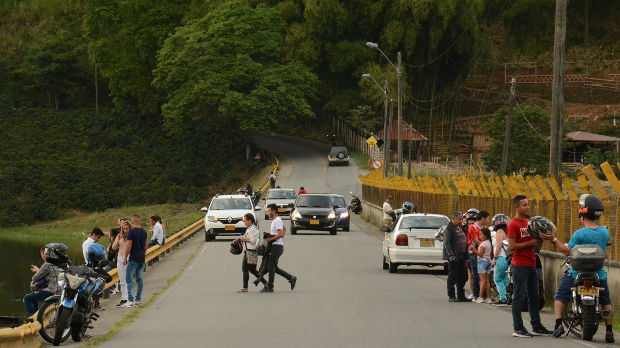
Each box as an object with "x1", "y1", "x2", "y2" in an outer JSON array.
[
  {"x1": 297, "y1": 186, "x2": 308, "y2": 195},
  {"x1": 507, "y1": 195, "x2": 551, "y2": 338}
]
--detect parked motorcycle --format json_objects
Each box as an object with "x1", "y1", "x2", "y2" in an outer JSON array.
[
  {"x1": 505, "y1": 251, "x2": 545, "y2": 311},
  {"x1": 561, "y1": 244, "x2": 608, "y2": 341},
  {"x1": 51, "y1": 262, "x2": 112, "y2": 345},
  {"x1": 349, "y1": 192, "x2": 362, "y2": 214}
]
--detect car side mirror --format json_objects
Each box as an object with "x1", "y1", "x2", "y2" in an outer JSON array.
[
  {"x1": 200, "y1": 207, "x2": 208, "y2": 212},
  {"x1": 380, "y1": 226, "x2": 391, "y2": 233},
  {"x1": 254, "y1": 206, "x2": 261, "y2": 211}
]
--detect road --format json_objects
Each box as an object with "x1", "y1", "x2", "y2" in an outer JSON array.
[{"x1": 100, "y1": 135, "x2": 609, "y2": 348}]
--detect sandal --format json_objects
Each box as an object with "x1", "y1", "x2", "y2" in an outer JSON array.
[{"x1": 236, "y1": 288, "x2": 248, "y2": 293}]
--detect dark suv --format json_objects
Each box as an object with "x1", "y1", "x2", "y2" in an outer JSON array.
[
  {"x1": 290, "y1": 194, "x2": 337, "y2": 235},
  {"x1": 328, "y1": 146, "x2": 349, "y2": 166}
]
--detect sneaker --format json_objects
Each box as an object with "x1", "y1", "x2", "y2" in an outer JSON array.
[
  {"x1": 552, "y1": 325, "x2": 565, "y2": 337},
  {"x1": 289, "y1": 276, "x2": 297, "y2": 291},
  {"x1": 116, "y1": 300, "x2": 127, "y2": 307},
  {"x1": 448, "y1": 297, "x2": 457, "y2": 302},
  {"x1": 485, "y1": 298, "x2": 493, "y2": 304},
  {"x1": 121, "y1": 301, "x2": 135, "y2": 308},
  {"x1": 466, "y1": 293, "x2": 475, "y2": 300},
  {"x1": 606, "y1": 331, "x2": 615, "y2": 343},
  {"x1": 532, "y1": 326, "x2": 552, "y2": 336},
  {"x1": 260, "y1": 287, "x2": 273, "y2": 293},
  {"x1": 133, "y1": 301, "x2": 143, "y2": 306},
  {"x1": 494, "y1": 300, "x2": 509, "y2": 307},
  {"x1": 512, "y1": 329, "x2": 533, "y2": 338},
  {"x1": 474, "y1": 298, "x2": 484, "y2": 303}
]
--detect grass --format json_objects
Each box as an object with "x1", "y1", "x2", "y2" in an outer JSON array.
[{"x1": 349, "y1": 150, "x2": 370, "y2": 170}]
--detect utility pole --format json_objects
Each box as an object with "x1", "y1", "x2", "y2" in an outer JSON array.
[
  {"x1": 500, "y1": 77, "x2": 516, "y2": 175},
  {"x1": 550, "y1": 0, "x2": 567, "y2": 180},
  {"x1": 94, "y1": 64, "x2": 99, "y2": 115},
  {"x1": 397, "y1": 52, "x2": 403, "y2": 176},
  {"x1": 386, "y1": 99, "x2": 394, "y2": 176},
  {"x1": 383, "y1": 80, "x2": 389, "y2": 177}
]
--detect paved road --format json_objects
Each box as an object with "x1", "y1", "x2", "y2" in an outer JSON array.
[{"x1": 100, "y1": 136, "x2": 609, "y2": 348}]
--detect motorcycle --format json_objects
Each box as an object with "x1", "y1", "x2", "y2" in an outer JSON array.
[
  {"x1": 51, "y1": 261, "x2": 112, "y2": 345},
  {"x1": 561, "y1": 244, "x2": 608, "y2": 341},
  {"x1": 504, "y1": 250, "x2": 545, "y2": 311},
  {"x1": 349, "y1": 192, "x2": 362, "y2": 214}
]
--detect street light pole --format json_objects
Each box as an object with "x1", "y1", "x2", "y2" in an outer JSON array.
[
  {"x1": 361, "y1": 73, "x2": 390, "y2": 177},
  {"x1": 397, "y1": 52, "x2": 403, "y2": 176}
]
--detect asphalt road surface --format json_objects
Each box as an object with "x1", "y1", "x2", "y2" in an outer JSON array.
[{"x1": 100, "y1": 136, "x2": 610, "y2": 348}]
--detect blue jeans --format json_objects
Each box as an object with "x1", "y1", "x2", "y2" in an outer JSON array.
[
  {"x1": 126, "y1": 260, "x2": 145, "y2": 302},
  {"x1": 511, "y1": 265, "x2": 542, "y2": 331},
  {"x1": 23, "y1": 290, "x2": 53, "y2": 315},
  {"x1": 494, "y1": 256, "x2": 509, "y2": 302},
  {"x1": 467, "y1": 253, "x2": 480, "y2": 296}
]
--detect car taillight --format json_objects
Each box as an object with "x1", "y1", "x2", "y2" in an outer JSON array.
[
  {"x1": 395, "y1": 234, "x2": 408, "y2": 246},
  {"x1": 583, "y1": 281, "x2": 593, "y2": 288}
]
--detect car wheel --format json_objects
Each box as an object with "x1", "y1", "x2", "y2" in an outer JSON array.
[
  {"x1": 382, "y1": 256, "x2": 389, "y2": 270},
  {"x1": 443, "y1": 263, "x2": 449, "y2": 274},
  {"x1": 205, "y1": 229, "x2": 215, "y2": 242},
  {"x1": 343, "y1": 223, "x2": 350, "y2": 231},
  {"x1": 345, "y1": 161, "x2": 349, "y2": 166},
  {"x1": 291, "y1": 228, "x2": 297, "y2": 235},
  {"x1": 330, "y1": 228, "x2": 337, "y2": 235},
  {"x1": 388, "y1": 257, "x2": 398, "y2": 273}
]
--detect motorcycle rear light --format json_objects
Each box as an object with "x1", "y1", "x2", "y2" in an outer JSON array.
[
  {"x1": 583, "y1": 281, "x2": 593, "y2": 288},
  {"x1": 396, "y1": 234, "x2": 408, "y2": 246}
]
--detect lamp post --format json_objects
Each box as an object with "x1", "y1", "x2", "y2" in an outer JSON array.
[
  {"x1": 362, "y1": 73, "x2": 389, "y2": 177},
  {"x1": 366, "y1": 42, "x2": 403, "y2": 176}
]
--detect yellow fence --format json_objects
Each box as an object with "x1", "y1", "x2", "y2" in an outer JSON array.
[{"x1": 360, "y1": 162, "x2": 620, "y2": 261}]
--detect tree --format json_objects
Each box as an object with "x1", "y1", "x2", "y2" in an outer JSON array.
[
  {"x1": 482, "y1": 104, "x2": 550, "y2": 174},
  {"x1": 152, "y1": 0, "x2": 318, "y2": 136}
]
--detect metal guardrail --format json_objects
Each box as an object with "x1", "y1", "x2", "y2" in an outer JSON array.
[{"x1": 0, "y1": 321, "x2": 42, "y2": 348}]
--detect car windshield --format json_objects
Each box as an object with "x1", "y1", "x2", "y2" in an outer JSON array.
[
  {"x1": 296, "y1": 195, "x2": 332, "y2": 208},
  {"x1": 329, "y1": 147, "x2": 347, "y2": 155},
  {"x1": 330, "y1": 196, "x2": 346, "y2": 208},
  {"x1": 267, "y1": 190, "x2": 296, "y2": 199},
  {"x1": 399, "y1": 216, "x2": 448, "y2": 230},
  {"x1": 210, "y1": 198, "x2": 252, "y2": 210}
]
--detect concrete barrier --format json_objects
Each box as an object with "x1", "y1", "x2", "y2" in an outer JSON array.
[{"x1": 0, "y1": 322, "x2": 41, "y2": 348}]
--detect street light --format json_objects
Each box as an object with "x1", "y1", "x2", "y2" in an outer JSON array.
[
  {"x1": 361, "y1": 73, "x2": 389, "y2": 177},
  {"x1": 366, "y1": 41, "x2": 404, "y2": 176}
]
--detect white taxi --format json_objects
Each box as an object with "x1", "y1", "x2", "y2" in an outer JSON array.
[
  {"x1": 382, "y1": 213, "x2": 450, "y2": 273},
  {"x1": 201, "y1": 194, "x2": 260, "y2": 242}
]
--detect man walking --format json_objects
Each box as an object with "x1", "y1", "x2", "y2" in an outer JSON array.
[
  {"x1": 444, "y1": 211, "x2": 470, "y2": 302},
  {"x1": 269, "y1": 172, "x2": 277, "y2": 189},
  {"x1": 382, "y1": 195, "x2": 396, "y2": 230},
  {"x1": 123, "y1": 215, "x2": 147, "y2": 307},
  {"x1": 82, "y1": 228, "x2": 104, "y2": 264},
  {"x1": 507, "y1": 195, "x2": 551, "y2": 337},
  {"x1": 261, "y1": 203, "x2": 297, "y2": 293}
]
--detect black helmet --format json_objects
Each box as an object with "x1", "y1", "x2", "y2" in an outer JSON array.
[
  {"x1": 492, "y1": 214, "x2": 510, "y2": 228},
  {"x1": 578, "y1": 194, "x2": 604, "y2": 220},
  {"x1": 230, "y1": 239, "x2": 243, "y2": 255},
  {"x1": 527, "y1": 216, "x2": 556, "y2": 239},
  {"x1": 44, "y1": 243, "x2": 70, "y2": 266}
]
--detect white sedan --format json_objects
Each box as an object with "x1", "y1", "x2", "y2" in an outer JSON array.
[{"x1": 382, "y1": 213, "x2": 450, "y2": 273}]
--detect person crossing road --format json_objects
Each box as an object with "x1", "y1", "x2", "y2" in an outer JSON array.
[{"x1": 261, "y1": 203, "x2": 297, "y2": 293}]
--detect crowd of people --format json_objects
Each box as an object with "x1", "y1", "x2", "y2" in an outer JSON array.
[{"x1": 23, "y1": 214, "x2": 167, "y2": 314}]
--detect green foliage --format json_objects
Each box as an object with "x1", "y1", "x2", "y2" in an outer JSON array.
[
  {"x1": 482, "y1": 104, "x2": 550, "y2": 174},
  {"x1": 153, "y1": 0, "x2": 318, "y2": 135},
  {"x1": 583, "y1": 147, "x2": 616, "y2": 167}
]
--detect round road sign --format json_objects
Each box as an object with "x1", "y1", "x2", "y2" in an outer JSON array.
[{"x1": 372, "y1": 160, "x2": 382, "y2": 169}]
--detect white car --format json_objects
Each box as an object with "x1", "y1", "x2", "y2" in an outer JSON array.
[
  {"x1": 201, "y1": 194, "x2": 261, "y2": 242},
  {"x1": 263, "y1": 188, "x2": 297, "y2": 219},
  {"x1": 382, "y1": 213, "x2": 450, "y2": 273}
]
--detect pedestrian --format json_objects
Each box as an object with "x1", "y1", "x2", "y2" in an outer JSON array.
[
  {"x1": 246, "y1": 184, "x2": 253, "y2": 196},
  {"x1": 297, "y1": 186, "x2": 308, "y2": 195},
  {"x1": 148, "y1": 216, "x2": 164, "y2": 247},
  {"x1": 463, "y1": 215, "x2": 476, "y2": 298},
  {"x1": 113, "y1": 221, "x2": 131, "y2": 306},
  {"x1": 382, "y1": 195, "x2": 396, "y2": 230},
  {"x1": 23, "y1": 247, "x2": 60, "y2": 315},
  {"x1": 507, "y1": 195, "x2": 551, "y2": 337},
  {"x1": 472, "y1": 228, "x2": 493, "y2": 304},
  {"x1": 82, "y1": 228, "x2": 104, "y2": 264},
  {"x1": 237, "y1": 213, "x2": 267, "y2": 292},
  {"x1": 443, "y1": 211, "x2": 470, "y2": 302},
  {"x1": 269, "y1": 172, "x2": 277, "y2": 189},
  {"x1": 466, "y1": 210, "x2": 485, "y2": 299},
  {"x1": 492, "y1": 214, "x2": 511, "y2": 306},
  {"x1": 261, "y1": 203, "x2": 297, "y2": 293},
  {"x1": 541, "y1": 194, "x2": 614, "y2": 343},
  {"x1": 122, "y1": 215, "x2": 147, "y2": 307}
]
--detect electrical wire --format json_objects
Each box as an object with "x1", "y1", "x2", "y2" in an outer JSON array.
[{"x1": 402, "y1": 29, "x2": 469, "y2": 69}]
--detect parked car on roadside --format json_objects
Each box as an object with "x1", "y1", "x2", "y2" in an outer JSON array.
[
  {"x1": 328, "y1": 146, "x2": 349, "y2": 166},
  {"x1": 382, "y1": 213, "x2": 450, "y2": 273},
  {"x1": 290, "y1": 194, "x2": 337, "y2": 235},
  {"x1": 328, "y1": 194, "x2": 350, "y2": 231},
  {"x1": 263, "y1": 188, "x2": 297, "y2": 219},
  {"x1": 201, "y1": 194, "x2": 261, "y2": 242}
]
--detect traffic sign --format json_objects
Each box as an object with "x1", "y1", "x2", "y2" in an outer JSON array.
[
  {"x1": 366, "y1": 136, "x2": 377, "y2": 146},
  {"x1": 372, "y1": 160, "x2": 383, "y2": 169}
]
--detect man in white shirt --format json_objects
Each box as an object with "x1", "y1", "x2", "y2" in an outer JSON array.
[
  {"x1": 383, "y1": 195, "x2": 396, "y2": 230},
  {"x1": 82, "y1": 228, "x2": 104, "y2": 264},
  {"x1": 148, "y1": 216, "x2": 165, "y2": 247},
  {"x1": 269, "y1": 172, "x2": 277, "y2": 189},
  {"x1": 262, "y1": 203, "x2": 297, "y2": 293}
]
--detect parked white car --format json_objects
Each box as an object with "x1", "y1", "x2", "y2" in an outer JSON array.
[
  {"x1": 201, "y1": 194, "x2": 260, "y2": 242},
  {"x1": 382, "y1": 213, "x2": 450, "y2": 273}
]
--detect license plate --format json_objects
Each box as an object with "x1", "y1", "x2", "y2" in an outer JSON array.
[
  {"x1": 278, "y1": 208, "x2": 286, "y2": 213},
  {"x1": 420, "y1": 239, "x2": 435, "y2": 247},
  {"x1": 577, "y1": 286, "x2": 599, "y2": 296},
  {"x1": 310, "y1": 219, "x2": 320, "y2": 225},
  {"x1": 224, "y1": 225, "x2": 236, "y2": 231}
]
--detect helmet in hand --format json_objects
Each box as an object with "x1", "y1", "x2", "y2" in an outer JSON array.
[
  {"x1": 230, "y1": 239, "x2": 243, "y2": 255},
  {"x1": 527, "y1": 216, "x2": 556, "y2": 239}
]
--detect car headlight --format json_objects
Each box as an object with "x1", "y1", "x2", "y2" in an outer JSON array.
[
  {"x1": 339, "y1": 212, "x2": 349, "y2": 218},
  {"x1": 328, "y1": 211, "x2": 336, "y2": 219},
  {"x1": 292, "y1": 210, "x2": 302, "y2": 220},
  {"x1": 207, "y1": 216, "x2": 217, "y2": 222}
]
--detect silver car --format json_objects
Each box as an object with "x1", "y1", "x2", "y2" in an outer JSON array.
[{"x1": 263, "y1": 188, "x2": 297, "y2": 219}]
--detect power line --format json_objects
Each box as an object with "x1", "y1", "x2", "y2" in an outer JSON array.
[{"x1": 402, "y1": 29, "x2": 469, "y2": 69}]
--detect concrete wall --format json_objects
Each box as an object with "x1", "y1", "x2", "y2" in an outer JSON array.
[{"x1": 361, "y1": 199, "x2": 620, "y2": 307}]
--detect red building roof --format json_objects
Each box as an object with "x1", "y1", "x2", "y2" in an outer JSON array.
[{"x1": 377, "y1": 121, "x2": 427, "y2": 141}]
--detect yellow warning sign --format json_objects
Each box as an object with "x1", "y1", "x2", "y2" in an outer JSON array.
[{"x1": 366, "y1": 136, "x2": 377, "y2": 146}]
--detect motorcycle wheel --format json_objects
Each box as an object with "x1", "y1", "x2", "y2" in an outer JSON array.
[
  {"x1": 52, "y1": 306, "x2": 72, "y2": 346},
  {"x1": 37, "y1": 300, "x2": 71, "y2": 344},
  {"x1": 70, "y1": 324, "x2": 84, "y2": 342},
  {"x1": 581, "y1": 304, "x2": 599, "y2": 341}
]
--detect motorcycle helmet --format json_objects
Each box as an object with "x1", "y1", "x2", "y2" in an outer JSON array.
[
  {"x1": 492, "y1": 214, "x2": 510, "y2": 228},
  {"x1": 465, "y1": 210, "x2": 478, "y2": 221},
  {"x1": 230, "y1": 239, "x2": 243, "y2": 255},
  {"x1": 466, "y1": 208, "x2": 479, "y2": 215},
  {"x1": 44, "y1": 243, "x2": 70, "y2": 265},
  {"x1": 527, "y1": 216, "x2": 556, "y2": 239},
  {"x1": 578, "y1": 194, "x2": 604, "y2": 220},
  {"x1": 87, "y1": 243, "x2": 107, "y2": 266}
]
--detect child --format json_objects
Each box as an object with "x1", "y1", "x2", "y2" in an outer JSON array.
[{"x1": 472, "y1": 228, "x2": 493, "y2": 303}]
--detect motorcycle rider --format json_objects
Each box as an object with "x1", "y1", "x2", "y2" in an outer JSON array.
[{"x1": 541, "y1": 194, "x2": 614, "y2": 343}]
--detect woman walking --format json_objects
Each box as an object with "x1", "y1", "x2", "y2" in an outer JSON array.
[
  {"x1": 112, "y1": 220, "x2": 131, "y2": 306},
  {"x1": 237, "y1": 213, "x2": 266, "y2": 292},
  {"x1": 492, "y1": 214, "x2": 511, "y2": 306}
]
